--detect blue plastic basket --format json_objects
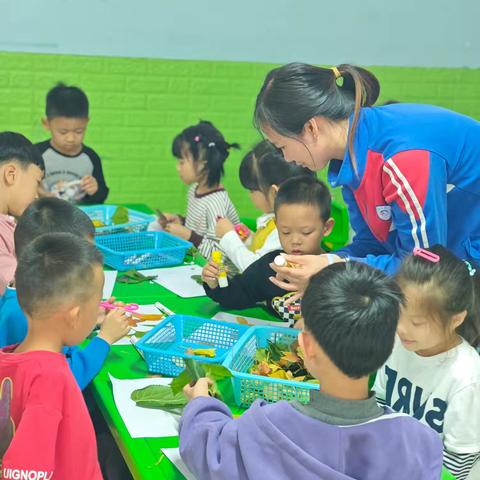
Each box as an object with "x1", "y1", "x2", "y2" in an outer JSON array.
[
  {"x1": 80, "y1": 205, "x2": 153, "y2": 235},
  {"x1": 223, "y1": 326, "x2": 319, "y2": 407},
  {"x1": 95, "y1": 231, "x2": 192, "y2": 271},
  {"x1": 135, "y1": 315, "x2": 249, "y2": 376}
]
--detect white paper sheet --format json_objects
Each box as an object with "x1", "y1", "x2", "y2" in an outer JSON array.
[
  {"x1": 140, "y1": 265, "x2": 206, "y2": 298},
  {"x1": 109, "y1": 374, "x2": 180, "y2": 438},
  {"x1": 161, "y1": 448, "x2": 196, "y2": 480},
  {"x1": 212, "y1": 311, "x2": 284, "y2": 328},
  {"x1": 112, "y1": 304, "x2": 165, "y2": 346},
  {"x1": 103, "y1": 270, "x2": 118, "y2": 299}
]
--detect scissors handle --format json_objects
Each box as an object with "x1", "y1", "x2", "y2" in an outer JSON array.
[{"x1": 99, "y1": 301, "x2": 139, "y2": 313}]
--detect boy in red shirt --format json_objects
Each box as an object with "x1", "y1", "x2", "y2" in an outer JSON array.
[{"x1": 0, "y1": 233, "x2": 104, "y2": 478}]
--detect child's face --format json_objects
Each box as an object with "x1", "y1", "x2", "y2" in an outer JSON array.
[
  {"x1": 276, "y1": 203, "x2": 330, "y2": 255},
  {"x1": 43, "y1": 116, "x2": 88, "y2": 156},
  {"x1": 176, "y1": 154, "x2": 198, "y2": 185},
  {"x1": 397, "y1": 285, "x2": 455, "y2": 356},
  {"x1": 6, "y1": 163, "x2": 43, "y2": 217},
  {"x1": 249, "y1": 190, "x2": 273, "y2": 214},
  {"x1": 67, "y1": 264, "x2": 104, "y2": 345}
]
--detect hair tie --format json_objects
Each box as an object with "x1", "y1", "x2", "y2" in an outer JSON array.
[
  {"x1": 331, "y1": 66, "x2": 341, "y2": 80},
  {"x1": 208, "y1": 142, "x2": 215, "y2": 148},
  {"x1": 464, "y1": 260, "x2": 476, "y2": 277},
  {"x1": 194, "y1": 135, "x2": 201, "y2": 143},
  {"x1": 413, "y1": 247, "x2": 440, "y2": 263}
]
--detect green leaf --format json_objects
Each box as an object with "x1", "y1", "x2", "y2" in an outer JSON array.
[
  {"x1": 184, "y1": 358, "x2": 206, "y2": 381},
  {"x1": 170, "y1": 369, "x2": 192, "y2": 396},
  {"x1": 112, "y1": 206, "x2": 129, "y2": 225},
  {"x1": 203, "y1": 364, "x2": 232, "y2": 381},
  {"x1": 130, "y1": 385, "x2": 187, "y2": 409}
]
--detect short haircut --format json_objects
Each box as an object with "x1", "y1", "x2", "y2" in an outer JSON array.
[
  {"x1": 274, "y1": 175, "x2": 331, "y2": 222},
  {"x1": 239, "y1": 140, "x2": 315, "y2": 195},
  {"x1": 16, "y1": 233, "x2": 103, "y2": 317},
  {"x1": 302, "y1": 262, "x2": 404, "y2": 378},
  {"x1": 0, "y1": 131, "x2": 45, "y2": 171},
  {"x1": 15, "y1": 198, "x2": 95, "y2": 257},
  {"x1": 46, "y1": 83, "x2": 89, "y2": 118}
]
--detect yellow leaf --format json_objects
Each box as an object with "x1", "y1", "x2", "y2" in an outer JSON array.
[
  {"x1": 280, "y1": 352, "x2": 301, "y2": 364},
  {"x1": 268, "y1": 370, "x2": 288, "y2": 380},
  {"x1": 186, "y1": 348, "x2": 216, "y2": 358}
]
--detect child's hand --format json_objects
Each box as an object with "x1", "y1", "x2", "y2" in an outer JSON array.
[
  {"x1": 215, "y1": 218, "x2": 235, "y2": 238},
  {"x1": 163, "y1": 212, "x2": 182, "y2": 225},
  {"x1": 165, "y1": 223, "x2": 191, "y2": 240},
  {"x1": 202, "y1": 260, "x2": 220, "y2": 289},
  {"x1": 97, "y1": 308, "x2": 131, "y2": 344},
  {"x1": 183, "y1": 377, "x2": 212, "y2": 400},
  {"x1": 81, "y1": 175, "x2": 99, "y2": 195},
  {"x1": 96, "y1": 297, "x2": 125, "y2": 326}
]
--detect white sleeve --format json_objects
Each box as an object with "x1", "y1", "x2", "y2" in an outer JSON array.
[
  {"x1": 443, "y1": 382, "x2": 480, "y2": 454},
  {"x1": 373, "y1": 365, "x2": 387, "y2": 404},
  {"x1": 219, "y1": 229, "x2": 281, "y2": 273}
]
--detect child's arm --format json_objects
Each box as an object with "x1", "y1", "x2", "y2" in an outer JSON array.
[
  {"x1": 179, "y1": 388, "x2": 248, "y2": 479},
  {"x1": 203, "y1": 251, "x2": 282, "y2": 310},
  {"x1": 81, "y1": 148, "x2": 109, "y2": 204},
  {"x1": 220, "y1": 228, "x2": 280, "y2": 273},
  {"x1": 64, "y1": 337, "x2": 110, "y2": 391},
  {"x1": 65, "y1": 309, "x2": 130, "y2": 390}
]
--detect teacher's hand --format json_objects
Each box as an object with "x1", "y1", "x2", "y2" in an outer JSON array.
[{"x1": 269, "y1": 254, "x2": 344, "y2": 304}]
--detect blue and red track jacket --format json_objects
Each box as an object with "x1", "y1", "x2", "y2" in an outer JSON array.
[{"x1": 332, "y1": 103, "x2": 480, "y2": 273}]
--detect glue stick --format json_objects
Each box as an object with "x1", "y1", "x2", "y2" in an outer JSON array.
[
  {"x1": 212, "y1": 250, "x2": 229, "y2": 288},
  {"x1": 274, "y1": 255, "x2": 296, "y2": 268}
]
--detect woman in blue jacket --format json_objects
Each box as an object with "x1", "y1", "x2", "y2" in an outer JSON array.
[{"x1": 255, "y1": 63, "x2": 480, "y2": 292}]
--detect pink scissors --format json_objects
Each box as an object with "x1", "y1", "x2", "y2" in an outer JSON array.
[{"x1": 99, "y1": 301, "x2": 139, "y2": 314}]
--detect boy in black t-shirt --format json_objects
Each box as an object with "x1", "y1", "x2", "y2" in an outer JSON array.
[{"x1": 36, "y1": 83, "x2": 109, "y2": 204}]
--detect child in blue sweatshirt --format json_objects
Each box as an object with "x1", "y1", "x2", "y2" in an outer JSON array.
[{"x1": 0, "y1": 197, "x2": 130, "y2": 389}]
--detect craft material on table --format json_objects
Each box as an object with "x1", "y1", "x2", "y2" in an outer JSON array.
[
  {"x1": 109, "y1": 375, "x2": 181, "y2": 438},
  {"x1": 112, "y1": 304, "x2": 166, "y2": 346},
  {"x1": 140, "y1": 265, "x2": 206, "y2": 298},
  {"x1": 212, "y1": 311, "x2": 284, "y2": 328},
  {"x1": 117, "y1": 269, "x2": 158, "y2": 284},
  {"x1": 103, "y1": 270, "x2": 118, "y2": 299}
]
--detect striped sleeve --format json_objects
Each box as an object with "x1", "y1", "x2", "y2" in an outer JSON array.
[
  {"x1": 347, "y1": 150, "x2": 448, "y2": 273},
  {"x1": 444, "y1": 450, "x2": 480, "y2": 480}
]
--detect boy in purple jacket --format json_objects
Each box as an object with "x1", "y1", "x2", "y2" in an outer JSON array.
[{"x1": 179, "y1": 261, "x2": 443, "y2": 480}]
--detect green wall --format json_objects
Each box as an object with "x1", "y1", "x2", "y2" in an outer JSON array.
[{"x1": 1, "y1": 51, "x2": 479, "y2": 218}]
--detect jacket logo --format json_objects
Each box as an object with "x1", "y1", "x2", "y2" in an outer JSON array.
[{"x1": 376, "y1": 205, "x2": 392, "y2": 221}]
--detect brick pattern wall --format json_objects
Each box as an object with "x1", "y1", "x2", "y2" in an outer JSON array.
[{"x1": 1, "y1": 51, "x2": 479, "y2": 217}]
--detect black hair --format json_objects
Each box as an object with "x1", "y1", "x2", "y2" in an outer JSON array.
[
  {"x1": 15, "y1": 197, "x2": 95, "y2": 257},
  {"x1": 46, "y1": 82, "x2": 89, "y2": 118},
  {"x1": 381, "y1": 100, "x2": 400, "y2": 105},
  {"x1": 396, "y1": 245, "x2": 480, "y2": 348},
  {"x1": 172, "y1": 120, "x2": 240, "y2": 188},
  {"x1": 15, "y1": 232, "x2": 103, "y2": 317},
  {"x1": 239, "y1": 140, "x2": 315, "y2": 195},
  {"x1": 254, "y1": 63, "x2": 380, "y2": 172},
  {"x1": 274, "y1": 175, "x2": 331, "y2": 222},
  {"x1": 302, "y1": 262, "x2": 404, "y2": 378},
  {"x1": 0, "y1": 131, "x2": 44, "y2": 171}
]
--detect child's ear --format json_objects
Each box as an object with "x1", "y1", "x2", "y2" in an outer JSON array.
[
  {"x1": 299, "y1": 330, "x2": 315, "y2": 361},
  {"x1": 451, "y1": 310, "x2": 467, "y2": 331},
  {"x1": 322, "y1": 217, "x2": 335, "y2": 237},
  {"x1": 2, "y1": 163, "x2": 18, "y2": 187},
  {"x1": 41, "y1": 117, "x2": 50, "y2": 131},
  {"x1": 301, "y1": 118, "x2": 320, "y2": 142},
  {"x1": 65, "y1": 305, "x2": 81, "y2": 330},
  {"x1": 268, "y1": 185, "x2": 279, "y2": 205}
]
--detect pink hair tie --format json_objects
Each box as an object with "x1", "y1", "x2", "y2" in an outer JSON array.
[
  {"x1": 413, "y1": 247, "x2": 440, "y2": 263},
  {"x1": 194, "y1": 135, "x2": 200, "y2": 142}
]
